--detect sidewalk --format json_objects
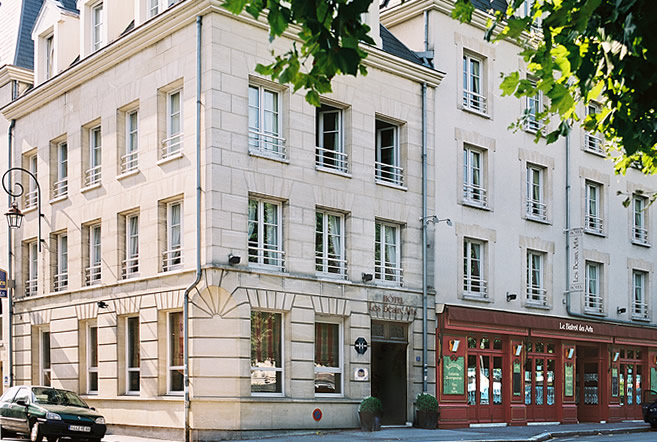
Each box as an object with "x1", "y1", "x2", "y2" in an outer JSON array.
[{"x1": 240, "y1": 421, "x2": 653, "y2": 441}]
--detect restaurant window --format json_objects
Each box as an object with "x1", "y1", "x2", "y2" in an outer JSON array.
[
  {"x1": 314, "y1": 321, "x2": 342, "y2": 396},
  {"x1": 251, "y1": 311, "x2": 283, "y2": 395},
  {"x1": 168, "y1": 311, "x2": 184, "y2": 393}
]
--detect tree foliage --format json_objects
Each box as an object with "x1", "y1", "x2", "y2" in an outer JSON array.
[
  {"x1": 452, "y1": 0, "x2": 657, "y2": 178},
  {"x1": 222, "y1": 0, "x2": 375, "y2": 106}
]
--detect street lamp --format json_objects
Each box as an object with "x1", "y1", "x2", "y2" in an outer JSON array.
[{"x1": 4, "y1": 201, "x2": 23, "y2": 229}]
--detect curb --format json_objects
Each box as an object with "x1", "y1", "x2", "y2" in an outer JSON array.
[{"x1": 528, "y1": 425, "x2": 651, "y2": 441}]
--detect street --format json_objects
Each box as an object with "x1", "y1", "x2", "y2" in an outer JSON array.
[{"x1": 0, "y1": 435, "x2": 177, "y2": 442}]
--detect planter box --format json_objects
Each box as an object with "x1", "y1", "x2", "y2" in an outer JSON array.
[
  {"x1": 358, "y1": 411, "x2": 382, "y2": 431},
  {"x1": 415, "y1": 409, "x2": 438, "y2": 429}
]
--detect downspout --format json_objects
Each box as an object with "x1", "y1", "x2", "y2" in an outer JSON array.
[
  {"x1": 7, "y1": 119, "x2": 15, "y2": 388},
  {"x1": 184, "y1": 15, "x2": 203, "y2": 442},
  {"x1": 421, "y1": 81, "x2": 428, "y2": 393}
]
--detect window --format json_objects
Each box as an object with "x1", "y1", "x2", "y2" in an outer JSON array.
[
  {"x1": 463, "y1": 146, "x2": 487, "y2": 207},
  {"x1": 162, "y1": 90, "x2": 183, "y2": 159},
  {"x1": 91, "y1": 2, "x2": 103, "y2": 51},
  {"x1": 88, "y1": 325, "x2": 98, "y2": 393},
  {"x1": 248, "y1": 84, "x2": 285, "y2": 158},
  {"x1": 85, "y1": 126, "x2": 102, "y2": 187},
  {"x1": 54, "y1": 233, "x2": 68, "y2": 292},
  {"x1": 251, "y1": 311, "x2": 283, "y2": 395},
  {"x1": 315, "y1": 321, "x2": 342, "y2": 395},
  {"x1": 248, "y1": 199, "x2": 284, "y2": 270},
  {"x1": 41, "y1": 330, "x2": 51, "y2": 387},
  {"x1": 525, "y1": 85, "x2": 543, "y2": 133},
  {"x1": 86, "y1": 224, "x2": 101, "y2": 285},
  {"x1": 463, "y1": 239, "x2": 486, "y2": 297},
  {"x1": 315, "y1": 211, "x2": 346, "y2": 277},
  {"x1": 123, "y1": 214, "x2": 139, "y2": 278},
  {"x1": 526, "y1": 165, "x2": 546, "y2": 221},
  {"x1": 122, "y1": 110, "x2": 139, "y2": 173},
  {"x1": 463, "y1": 53, "x2": 486, "y2": 113},
  {"x1": 53, "y1": 142, "x2": 68, "y2": 198},
  {"x1": 316, "y1": 105, "x2": 347, "y2": 173},
  {"x1": 25, "y1": 154, "x2": 38, "y2": 209},
  {"x1": 526, "y1": 251, "x2": 546, "y2": 305},
  {"x1": 585, "y1": 261, "x2": 603, "y2": 314},
  {"x1": 584, "y1": 103, "x2": 604, "y2": 154},
  {"x1": 375, "y1": 222, "x2": 402, "y2": 283},
  {"x1": 585, "y1": 181, "x2": 603, "y2": 234},
  {"x1": 633, "y1": 195, "x2": 649, "y2": 245},
  {"x1": 168, "y1": 311, "x2": 184, "y2": 393},
  {"x1": 149, "y1": 0, "x2": 159, "y2": 17},
  {"x1": 632, "y1": 271, "x2": 648, "y2": 320},
  {"x1": 25, "y1": 241, "x2": 38, "y2": 296},
  {"x1": 45, "y1": 34, "x2": 54, "y2": 79},
  {"x1": 126, "y1": 317, "x2": 140, "y2": 393},
  {"x1": 375, "y1": 120, "x2": 402, "y2": 186},
  {"x1": 163, "y1": 201, "x2": 183, "y2": 271}
]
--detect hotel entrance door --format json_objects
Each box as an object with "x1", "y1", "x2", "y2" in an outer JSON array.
[{"x1": 371, "y1": 321, "x2": 408, "y2": 425}]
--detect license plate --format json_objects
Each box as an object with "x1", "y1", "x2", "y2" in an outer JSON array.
[{"x1": 68, "y1": 425, "x2": 91, "y2": 432}]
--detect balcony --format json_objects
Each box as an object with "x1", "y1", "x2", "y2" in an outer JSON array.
[
  {"x1": 585, "y1": 215, "x2": 604, "y2": 234},
  {"x1": 375, "y1": 262, "x2": 403, "y2": 284},
  {"x1": 316, "y1": 147, "x2": 348, "y2": 174},
  {"x1": 584, "y1": 133, "x2": 604, "y2": 155},
  {"x1": 24, "y1": 189, "x2": 38, "y2": 209},
  {"x1": 584, "y1": 293, "x2": 604, "y2": 315},
  {"x1": 633, "y1": 226, "x2": 649, "y2": 245},
  {"x1": 248, "y1": 130, "x2": 286, "y2": 159},
  {"x1": 25, "y1": 278, "x2": 38, "y2": 296},
  {"x1": 526, "y1": 284, "x2": 548, "y2": 306},
  {"x1": 248, "y1": 243, "x2": 285, "y2": 271},
  {"x1": 53, "y1": 272, "x2": 68, "y2": 292},
  {"x1": 122, "y1": 256, "x2": 139, "y2": 279},
  {"x1": 462, "y1": 90, "x2": 487, "y2": 114},
  {"x1": 121, "y1": 151, "x2": 139, "y2": 174},
  {"x1": 162, "y1": 248, "x2": 183, "y2": 272},
  {"x1": 463, "y1": 184, "x2": 488, "y2": 207},
  {"x1": 632, "y1": 301, "x2": 649, "y2": 320},
  {"x1": 526, "y1": 199, "x2": 547, "y2": 221},
  {"x1": 85, "y1": 264, "x2": 101, "y2": 286},
  {"x1": 161, "y1": 133, "x2": 183, "y2": 160},
  {"x1": 52, "y1": 178, "x2": 68, "y2": 199},
  {"x1": 84, "y1": 166, "x2": 102, "y2": 187},
  {"x1": 375, "y1": 162, "x2": 404, "y2": 186},
  {"x1": 315, "y1": 253, "x2": 347, "y2": 279},
  {"x1": 463, "y1": 277, "x2": 488, "y2": 298}
]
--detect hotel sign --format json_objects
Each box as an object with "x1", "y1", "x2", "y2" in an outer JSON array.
[{"x1": 569, "y1": 228, "x2": 584, "y2": 291}]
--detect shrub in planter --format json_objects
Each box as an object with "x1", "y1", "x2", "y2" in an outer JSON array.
[
  {"x1": 415, "y1": 393, "x2": 439, "y2": 429},
  {"x1": 358, "y1": 396, "x2": 383, "y2": 431}
]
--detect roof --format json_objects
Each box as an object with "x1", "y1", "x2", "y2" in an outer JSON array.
[
  {"x1": 471, "y1": 0, "x2": 507, "y2": 14},
  {"x1": 380, "y1": 24, "x2": 427, "y2": 67},
  {"x1": 57, "y1": 0, "x2": 79, "y2": 13},
  {"x1": 13, "y1": 0, "x2": 45, "y2": 69}
]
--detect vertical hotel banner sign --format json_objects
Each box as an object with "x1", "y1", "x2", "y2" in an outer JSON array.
[
  {"x1": 0, "y1": 268, "x2": 7, "y2": 298},
  {"x1": 569, "y1": 228, "x2": 584, "y2": 292}
]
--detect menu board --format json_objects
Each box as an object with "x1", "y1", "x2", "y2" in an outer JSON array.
[
  {"x1": 564, "y1": 363, "x2": 574, "y2": 397},
  {"x1": 651, "y1": 368, "x2": 657, "y2": 392},
  {"x1": 443, "y1": 356, "x2": 465, "y2": 395}
]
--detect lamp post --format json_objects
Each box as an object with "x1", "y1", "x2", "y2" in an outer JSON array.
[{"x1": 2, "y1": 167, "x2": 44, "y2": 388}]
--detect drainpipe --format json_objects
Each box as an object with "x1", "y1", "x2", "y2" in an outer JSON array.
[
  {"x1": 183, "y1": 14, "x2": 203, "y2": 442},
  {"x1": 7, "y1": 119, "x2": 15, "y2": 388},
  {"x1": 421, "y1": 81, "x2": 428, "y2": 393}
]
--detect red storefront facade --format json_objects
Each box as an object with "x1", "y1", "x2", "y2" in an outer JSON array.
[{"x1": 437, "y1": 306, "x2": 657, "y2": 428}]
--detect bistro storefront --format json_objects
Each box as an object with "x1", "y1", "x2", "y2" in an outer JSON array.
[{"x1": 437, "y1": 306, "x2": 657, "y2": 428}]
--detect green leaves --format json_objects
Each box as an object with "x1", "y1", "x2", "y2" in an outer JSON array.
[{"x1": 222, "y1": 0, "x2": 374, "y2": 106}]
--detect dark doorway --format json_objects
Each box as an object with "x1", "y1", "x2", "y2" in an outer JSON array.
[
  {"x1": 371, "y1": 341, "x2": 407, "y2": 425},
  {"x1": 576, "y1": 345, "x2": 602, "y2": 422}
]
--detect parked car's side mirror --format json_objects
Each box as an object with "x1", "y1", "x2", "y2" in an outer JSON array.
[{"x1": 15, "y1": 400, "x2": 28, "y2": 407}]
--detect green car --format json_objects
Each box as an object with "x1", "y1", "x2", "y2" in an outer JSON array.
[{"x1": 0, "y1": 386, "x2": 106, "y2": 442}]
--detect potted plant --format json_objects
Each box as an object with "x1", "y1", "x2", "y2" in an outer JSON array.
[
  {"x1": 415, "y1": 392, "x2": 439, "y2": 429},
  {"x1": 358, "y1": 396, "x2": 383, "y2": 431}
]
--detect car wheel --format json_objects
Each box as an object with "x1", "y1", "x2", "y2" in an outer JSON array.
[
  {"x1": 46, "y1": 437, "x2": 59, "y2": 442},
  {"x1": 30, "y1": 421, "x2": 44, "y2": 442}
]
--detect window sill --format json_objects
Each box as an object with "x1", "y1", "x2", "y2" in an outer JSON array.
[
  {"x1": 374, "y1": 279, "x2": 403, "y2": 288},
  {"x1": 584, "y1": 229, "x2": 606, "y2": 238},
  {"x1": 49, "y1": 195, "x2": 68, "y2": 204},
  {"x1": 631, "y1": 239, "x2": 651, "y2": 248},
  {"x1": 81, "y1": 183, "x2": 101, "y2": 193},
  {"x1": 375, "y1": 180, "x2": 407, "y2": 191},
  {"x1": 316, "y1": 165, "x2": 351, "y2": 178},
  {"x1": 461, "y1": 105, "x2": 490, "y2": 119},
  {"x1": 462, "y1": 293, "x2": 491, "y2": 303},
  {"x1": 583, "y1": 148, "x2": 606, "y2": 158},
  {"x1": 525, "y1": 215, "x2": 550, "y2": 224},
  {"x1": 315, "y1": 273, "x2": 350, "y2": 282},
  {"x1": 23, "y1": 206, "x2": 37, "y2": 214},
  {"x1": 526, "y1": 301, "x2": 550, "y2": 310},
  {"x1": 248, "y1": 264, "x2": 286, "y2": 274},
  {"x1": 631, "y1": 316, "x2": 651, "y2": 323},
  {"x1": 462, "y1": 200, "x2": 490, "y2": 210},
  {"x1": 315, "y1": 393, "x2": 345, "y2": 398},
  {"x1": 157, "y1": 152, "x2": 184, "y2": 166},
  {"x1": 249, "y1": 150, "x2": 289, "y2": 164},
  {"x1": 583, "y1": 310, "x2": 606, "y2": 317},
  {"x1": 117, "y1": 169, "x2": 140, "y2": 180},
  {"x1": 251, "y1": 393, "x2": 285, "y2": 398},
  {"x1": 119, "y1": 274, "x2": 141, "y2": 283}
]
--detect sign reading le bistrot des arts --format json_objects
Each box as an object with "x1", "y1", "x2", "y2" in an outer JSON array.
[{"x1": 559, "y1": 321, "x2": 594, "y2": 333}]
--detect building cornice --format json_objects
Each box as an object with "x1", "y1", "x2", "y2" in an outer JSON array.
[{"x1": 0, "y1": 65, "x2": 34, "y2": 88}]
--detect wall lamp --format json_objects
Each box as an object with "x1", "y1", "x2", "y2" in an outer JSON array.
[
  {"x1": 361, "y1": 273, "x2": 373, "y2": 283},
  {"x1": 97, "y1": 301, "x2": 109, "y2": 309},
  {"x1": 617, "y1": 307, "x2": 627, "y2": 314},
  {"x1": 228, "y1": 254, "x2": 241, "y2": 265},
  {"x1": 506, "y1": 292, "x2": 517, "y2": 302},
  {"x1": 420, "y1": 215, "x2": 452, "y2": 226}
]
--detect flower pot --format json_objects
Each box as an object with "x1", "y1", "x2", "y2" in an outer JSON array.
[
  {"x1": 415, "y1": 409, "x2": 438, "y2": 429},
  {"x1": 358, "y1": 411, "x2": 382, "y2": 431}
]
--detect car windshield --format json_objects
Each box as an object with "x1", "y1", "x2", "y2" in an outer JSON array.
[{"x1": 31, "y1": 388, "x2": 88, "y2": 408}]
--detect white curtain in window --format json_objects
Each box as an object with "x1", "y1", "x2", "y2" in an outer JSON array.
[
  {"x1": 129, "y1": 217, "x2": 139, "y2": 258},
  {"x1": 171, "y1": 204, "x2": 181, "y2": 249},
  {"x1": 384, "y1": 225, "x2": 396, "y2": 273},
  {"x1": 327, "y1": 214, "x2": 341, "y2": 265}
]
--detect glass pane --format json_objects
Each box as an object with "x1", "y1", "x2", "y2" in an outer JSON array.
[
  {"x1": 169, "y1": 312, "x2": 183, "y2": 367},
  {"x1": 493, "y1": 339, "x2": 502, "y2": 350},
  {"x1": 127, "y1": 317, "x2": 140, "y2": 368},
  {"x1": 620, "y1": 364, "x2": 625, "y2": 405},
  {"x1": 89, "y1": 326, "x2": 98, "y2": 368},
  {"x1": 315, "y1": 372, "x2": 341, "y2": 395},
  {"x1": 42, "y1": 332, "x2": 51, "y2": 369},
  {"x1": 637, "y1": 365, "x2": 642, "y2": 405},
  {"x1": 547, "y1": 359, "x2": 555, "y2": 405},
  {"x1": 535, "y1": 358, "x2": 544, "y2": 405},
  {"x1": 315, "y1": 323, "x2": 339, "y2": 368},
  {"x1": 467, "y1": 337, "x2": 477, "y2": 349},
  {"x1": 480, "y1": 356, "x2": 490, "y2": 405},
  {"x1": 627, "y1": 365, "x2": 633, "y2": 405},
  {"x1": 493, "y1": 356, "x2": 502, "y2": 404},
  {"x1": 480, "y1": 337, "x2": 489, "y2": 350},
  {"x1": 251, "y1": 311, "x2": 282, "y2": 393},
  {"x1": 467, "y1": 355, "x2": 476, "y2": 405},
  {"x1": 89, "y1": 372, "x2": 98, "y2": 392}
]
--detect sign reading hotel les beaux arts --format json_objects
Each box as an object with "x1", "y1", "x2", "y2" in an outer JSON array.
[
  {"x1": 0, "y1": 268, "x2": 7, "y2": 298},
  {"x1": 569, "y1": 228, "x2": 584, "y2": 292}
]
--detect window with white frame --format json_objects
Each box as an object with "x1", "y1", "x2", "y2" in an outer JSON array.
[
  {"x1": 526, "y1": 251, "x2": 546, "y2": 305},
  {"x1": 525, "y1": 85, "x2": 543, "y2": 133},
  {"x1": 41, "y1": 330, "x2": 51, "y2": 387},
  {"x1": 585, "y1": 261, "x2": 603, "y2": 314},
  {"x1": 25, "y1": 154, "x2": 37, "y2": 209},
  {"x1": 248, "y1": 198, "x2": 284, "y2": 270},
  {"x1": 375, "y1": 221, "x2": 402, "y2": 283},
  {"x1": 315, "y1": 211, "x2": 346, "y2": 277},
  {"x1": 86, "y1": 224, "x2": 102, "y2": 285},
  {"x1": 54, "y1": 233, "x2": 68, "y2": 292},
  {"x1": 122, "y1": 110, "x2": 139, "y2": 173},
  {"x1": 126, "y1": 316, "x2": 140, "y2": 393},
  {"x1": 316, "y1": 105, "x2": 347, "y2": 173},
  {"x1": 375, "y1": 119, "x2": 402, "y2": 186},
  {"x1": 148, "y1": 0, "x2": 159, "y2": 17},
  {"x1": 91, "y1": 2, "x2": 103, "y2": 52},
  {"x1": 163, "y1": 201, "x2": 182, "y2": 271},
  {"x1": 162, "y1": 90, "x2": 183, "y2": 159},
  {"x1": 85, "y1": 125, "x2": 102, "y2": 187},
  {"x1": 463, "y1": 146, "x2": 487, "y2": 206},
  {"x1": 168, "y1": 311, "x2": 184, "y2": 393},
  {"x1": 88, "y1": 325, "x2": 98, "y2": 393},
  {"x1": 633, "y1": 195, "x2": 649, "y2": 244},
  {"x1": 632, "y1": 270, "x2": 648, "y2": 320},
  {"x1": 585, "y1": 181, "x2": 603, "y2": 234},
  {"x1": 25, "y1": 240, "x2": 38, "y2": 296},
  {"x1": 315, "y1": 321, "x2": 342, "y2": 395},
  {"x1": 251, "y1": 311, "x2": 283, "y2": 395},
  {"x1": 45, "y1": 34, "x2": 54, "y2": 79},
  {"x1": 463, "y1": 53, "x2": 486, "y2": 113},
  {"x1": 53, "y1": 141, "x2": 68, "y2": 198},
  {"x1": 248, "y1": 84, "x2": 285, "y2": 158},
  {"x1": 463, "y1": 239, "x2": 486, "y2": 297},
  {"x1": 526, "y1": 165, "x2": 546, "y2": 221},
  {"x1": 584, "y1": 102, "x2": 604, "y2": 154},
  {"x1": 123, "y1": 214, "x2": 139, "y2": 278}
]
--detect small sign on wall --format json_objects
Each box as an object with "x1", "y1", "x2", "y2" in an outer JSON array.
[{"x1": 354, "y1": 367, "x2": 369, "y2": 381}]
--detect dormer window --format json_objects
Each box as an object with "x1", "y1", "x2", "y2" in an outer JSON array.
[
  {"x1": 45, "y1": 34, "x2": 54, "y2": 79},
  {"x1": 149, "y1": 0, "x2": 159, "y2": 17},
  {"x1": 92, "y1": 2, "x2": 104, "y2": 52}
]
